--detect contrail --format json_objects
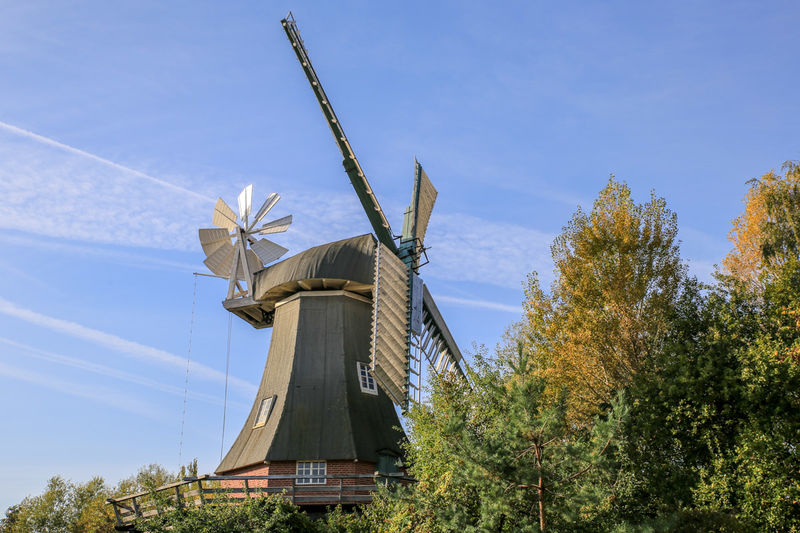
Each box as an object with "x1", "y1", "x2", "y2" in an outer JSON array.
[
  {"x1": 0, "y1": 361, "x2": 159, "y2": 418},
  {"x1": 0, "y1": 336, "x2": 247, "y2": 408},
  {"x1": 0, "y1": 120, "x2": 214, "y2": 203},
  {"x1": 0, "y1": 296, "x2": 257, "y2": 396}
]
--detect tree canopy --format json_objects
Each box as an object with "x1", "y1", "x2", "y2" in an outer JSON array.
[
  {"x1": 723, "y1": 161, "x2": 800, "y2": 289},
  {"x1": 522, "y1": 178, "x2": 684, "y2": 422}
]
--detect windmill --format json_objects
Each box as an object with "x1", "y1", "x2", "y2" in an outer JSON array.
[{"x1": 204, "y1": 13, "x2": 464, "y2": 491}]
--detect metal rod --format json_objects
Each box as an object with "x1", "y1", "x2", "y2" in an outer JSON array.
[{"x1": 193, "y1": 272, "x2": 226, "y2": 279}]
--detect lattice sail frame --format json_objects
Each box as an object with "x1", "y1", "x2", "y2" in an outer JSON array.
[
  {"x1": 370, "y1": 242, "x2": 464, "y2": 407},
  {"x1": 370, "y1": 243, "x2": 410, "y2": 405}
]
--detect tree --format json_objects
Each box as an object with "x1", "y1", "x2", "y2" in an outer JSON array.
[
  {"x1": 178, "y1": 458, "x2": 199, "y2": 480},
  {"x1": 114, "y1": 463, "x2": 181, "y2": 496},
  {"x1": 523, "y1": 178, "x2": 685, "y2": 422},
  {"x1": 140, "y1": 495, "x2": 322, "y2": 533},
  {"x1": 370, "y1": 348, "x2": 627, "y2": 532},
  {"x1": 0, "y1": 476, "x2": 115, "y2": 533},
  {"x1": 722, "y1": 160, "x2": 800, "y2": 290},
  {"x1": 616, "y1": 260, "x2": 800, "y2": 531},
  {"x1": 614, "y1": 281, "x2": 750, "y2": 521},
  {"x1": 0, "y1": 461, "x2": 200, "y2": 533},
  {"x1": 692, "y1": 261, "x2": 800, "y2": 531}
]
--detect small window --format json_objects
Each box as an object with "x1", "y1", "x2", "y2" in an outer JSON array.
[
  {"x1": 357, "y1": 362, "x2": 378, "y2": 395},
  {"x1": 296, "y1": 460, "x2": 326, "y2": 484},
  {"x1": 253, "y1": 395, "x2": 275, "y2": 428}
]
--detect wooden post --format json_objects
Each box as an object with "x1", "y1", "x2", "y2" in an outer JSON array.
[
  {"x1": 290, "y1": 478, "x2": 295, "y2": 504},
  {"x1": 197, "y1": 478, "x2": 206, "y2": 506},
  {"x1": 174, "y1": 486, "x2": 184, "y2": 509},
  {"x1": 108, "y1": 500, "x2": 123, "y2": 527},
  {"x1": 338, "y1": 478, "x2": 343, "y2": 504},
  {"x1": 243, "y1": 478, "x2": 250, "y2": 499},
  {"x1": 132, "y1": 497, "x2": 142, "y2": 518}
]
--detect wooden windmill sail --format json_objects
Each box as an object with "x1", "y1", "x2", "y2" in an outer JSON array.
[{"x1": 204, "y1": 13, "x2": 464, "y2": 487}]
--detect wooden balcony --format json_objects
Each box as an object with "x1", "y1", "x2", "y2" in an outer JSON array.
[{"x1": 106, "y1": 473, "x2": 410, "y2": 529}]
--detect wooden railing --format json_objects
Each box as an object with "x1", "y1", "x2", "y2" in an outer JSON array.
[{"x1": 106, "y1": 473, "x2": 409, "y2": 529}]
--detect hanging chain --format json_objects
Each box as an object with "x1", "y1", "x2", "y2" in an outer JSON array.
[
  {"x1": 178, "y1": 274, "x2": 198, "y2": 471},
  {"x1": 220, "y1": 313, "x2": 233, "y2": 463}
]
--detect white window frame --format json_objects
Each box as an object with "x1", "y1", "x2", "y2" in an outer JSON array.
[
  {"x1": 253, "y1": 395, "x2": 276, "y2": 428},
  {"x1": 357, "y1": 361, "x2": 378, "y2": 395},
  {"x1": 296, "y1": 460, "x2": 326, "y2": 485}
]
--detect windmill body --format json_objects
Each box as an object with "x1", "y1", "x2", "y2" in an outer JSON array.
[{"x1": 217, "y1": 235, "x2": 405, "y2": 480}]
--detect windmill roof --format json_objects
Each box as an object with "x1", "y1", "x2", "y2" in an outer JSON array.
[{"x1": 225, "y1": 234, "x2": 377, "y2": 328}]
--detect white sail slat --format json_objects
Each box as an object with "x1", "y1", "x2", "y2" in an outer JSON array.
[
  {"x1": 198, "y1": 228, "x2": 231, "y2": 257},
  {"x1": 203, "y1": 241, "x2": 235, "y2": 277},
  {"x1": 251, "y1": 238, "x2": 289, "y2": 265},
  {"x1": 212, "y1": 198, "x2": 238, "y2": 231}
]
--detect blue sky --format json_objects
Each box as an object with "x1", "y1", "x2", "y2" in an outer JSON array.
[{"x1": 1, "y1": 0, "x2": 798, "y2": 511}]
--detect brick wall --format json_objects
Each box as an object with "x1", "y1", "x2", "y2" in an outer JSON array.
[
  {"x1": 222, "y1": 459, "x2": 376, "y2": 488},
  {"x1": 217, "y1": 459, "x2": 409, "y2": 505}
]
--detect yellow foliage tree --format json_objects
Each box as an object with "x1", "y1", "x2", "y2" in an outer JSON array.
[
  {"x1": 723, "y1": 161, "x2": 800, "y2": 289},
  {"x1": 521, "y1": 179, "x2": 684, "y2": 423}
]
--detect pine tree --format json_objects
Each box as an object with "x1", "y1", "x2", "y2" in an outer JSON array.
[{"x1": 372, "y1": 348, "x2": 627, "y2": 532}]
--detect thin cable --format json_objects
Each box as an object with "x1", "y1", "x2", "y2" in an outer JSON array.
[
  {"x1": 178, "y1": 274, "x2": 198, "y2": 471},
  {"x1": 220, "y1": 313, "x2": 233, "y2": 463}
]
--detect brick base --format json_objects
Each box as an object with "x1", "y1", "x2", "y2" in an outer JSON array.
[{"x1": 223, "y1": 460, "x2": 377, "y2": 489}]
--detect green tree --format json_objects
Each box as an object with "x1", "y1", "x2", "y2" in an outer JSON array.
[
  {"x1": 691, "y1": 261, "x2": 800, "y2": 530},
  {"x1": 0, "y1": 461, "x2": 200, "y2": 533},
  {"x1": 0, "y1": 476, "x2": 116, "y2": 533},
  {"x1": 616, "y1": 263, "x2": 800, "y2": 531},
  {"x1": 140, "y1": 495, "x2": 322, "y2": 533},
  {"x1": 114, "y1": 463, "x2": 180, "y2": 496},
  {"x1": 614, "y1": 281, "x2": 749, "y2": 520},
  {"x1": 370, "y1": 349, "x2": 627, "y2": 532},
  {"x1": 758, "y1": 162, "x2": 800, "y2": 263},
  {"x1": 177, "y1": 458, "x2": 199, "y2": 480}
]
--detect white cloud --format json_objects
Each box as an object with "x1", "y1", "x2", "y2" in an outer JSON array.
[
  {"x1": 280, "y1": 194, "x2": 554, "y2": 290},
  {"x1": 435, "y1": 295, "x2": 522, "y2": 314},
  {"x1": 0, "y1": 232, "x2": 197, "y2": 273},
  {"x1": 278, "y1": 190, "x2": 371, "y2": 252},
  {"x1": 0, "y1": 296, "x2": 257, "y2": 396},
  {"x1": 424, "y1": 212, "x2": 554, "y2": 289},
  {"x1": 0, "y1": 360, "x2": 159, "y2": 418},
  {"x1": 0, "y1": 124, "x2": 212, "y2": 251},
  {"x1": 0, "y1": 256, "x2": 50, "y2": 287},
  {"x1": 0, "y1": 336, "x2": 246, "y2": 408},
  {"x1": 0, "y1": 120, "x2": 553, "y2": 290}
]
